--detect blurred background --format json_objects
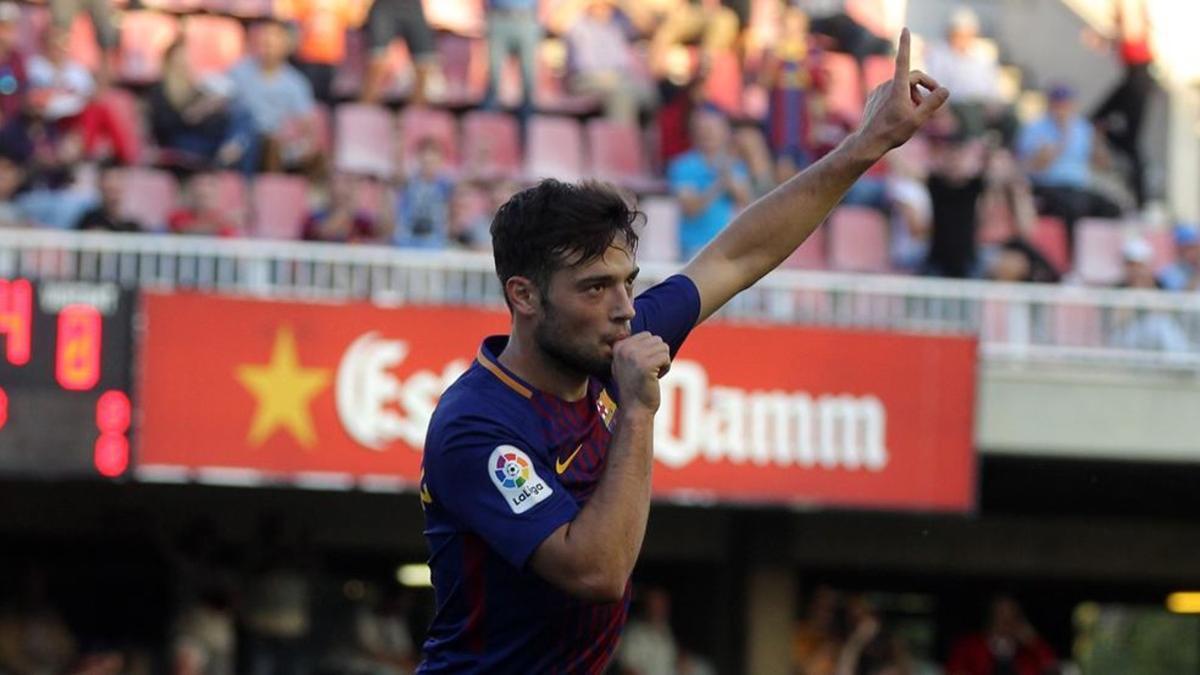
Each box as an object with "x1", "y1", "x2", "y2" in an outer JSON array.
[{"x1": 2, "y1": 0, "x2": 1200, "y2": 673}]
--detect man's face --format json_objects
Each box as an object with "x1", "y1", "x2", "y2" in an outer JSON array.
[
  {"x1": 255, "y1": 24, "x2": 290, "y2": 66},
  {"x1": 532, "y1": 237, "x2": 638, "y2": 379},
  {"x1": 692, "y1": 110, "x2": 729, "y2": 156},
  {"x1": 1050, "y1": 98, "x2": 1075, "y2": 125}
]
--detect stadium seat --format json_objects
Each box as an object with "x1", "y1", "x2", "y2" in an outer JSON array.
[
  {"x1": 251, "y1": 174, "x2": 310, "y2": 239},
  {"x1": 118, "y1": 11, "x2": 180, "y2": 85},
  {"x1": 460, "y1": 110, "x2": 521, "y2": 179},
  {"x1": 525, "y1": 115, "x2": 584, "y2": 181},
  {"x1": 398, "y1": 106, "x2": 459, "y2": 172},
  {"x1": 1030, "y1": 216, "x2": 1070, "y2": 275},
  {"x1": 782, "y1": 226, "x2": 828, "y2": 270},
  {"x1": 334, "y1": 104, "x2": 396, "y2": 178},
  {"x1": 532, "y1": 39, "x2": 601, "y2": 115},
  {"x1": 184, "y1": 15, "x2": 245, "y2": 76},
  {"x1": 636, "y1": 196, "x2": 681, "y2": 263},
  {"x1": 586, "y1": 119, "x2": 660, "y2": 192},
  {"x1": 354, "y1": 176, "x2": 390, "y2": 221},
  {"x1": 195, "y1": 171, "x2": 248, "y2": 231},
  {"x1": 828, "y1": 206, "x2": 890, "y2": 273},
  {"x1": 1074, "y1": 218, "x2": 1125, "y2": 286},
  {"x1": 117, "y1": 168, "x2": 179, "y2": 232},
  {"x1": 423, "y1": 0, "x2": 485, "y2": 38},
  {"x1": 822, "y1": 51, "x2": 864, "y2": 122},
  {"x1": 435, "y1": 34, "x2": 486, "y2": 106}
]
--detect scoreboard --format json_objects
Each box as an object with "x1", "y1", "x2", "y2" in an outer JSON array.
[{"x1": 0, "y1": 278, "x2": 134, "y2": 477}]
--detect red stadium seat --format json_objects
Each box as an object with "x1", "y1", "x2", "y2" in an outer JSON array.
[
  {"x1": 460, "y1": 110, "x2": 521, "y2": 179},
  {"x1": 117, "y1": 167, "x2": 179, "y2": 232},
  {"x1": 118, "y1": 11, "x2": 180, "y2": 85},
  {"x1": 354, "y1": 176, "x2": 391, "y2": 221},
  {"x1": 1074, "y1": 218, "x2": 1125, "y2": 286},
  {"x1": 636, "y1": 196, "x2": 681, "y2": 263},
  {"x1": 251, "y1": 174, "x2": 310, "y2": 239},
  {"x1": 195, "y1": 171, "x2": 248, "y2": 231},
  {"x1": 436, "y1": 34, "x2": 486, "y2": 106},
  {"x1": 334, "y1": 103, "x2": 395, "y2": 178},
  {"x1": 398, "y1": 105, "x2": 459, "y2": 172},
  {"x1": 586, "y1": 119, "x2": 660, "y2": 192},
  {"x1": 829, "y1": 206, "x2": 890, "y2": 273},
  {"x1": 184, "y1": 15, "x2": 245, "y2": 76},
  {"x1": 1030, "y1": 216, "x2": 1070, "y2": 275},
  {"x1": 782, "y1": 226, "x2": 828, "y2": 270},
  {"x1": 525, "y1": 115, "x2": 584, "y2": 181},
  {"x1": 822, "y1": 51, "x2": 863, "y2": 122}
]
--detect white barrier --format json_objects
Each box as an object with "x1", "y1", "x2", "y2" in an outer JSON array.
[{"x1": 2, "y1": 229, "x2": 1198, "y2": 370}]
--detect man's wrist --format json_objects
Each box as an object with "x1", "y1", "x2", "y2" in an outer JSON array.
[{"x1": 841, "y1": 131, "x2": 889, "y2": 169}]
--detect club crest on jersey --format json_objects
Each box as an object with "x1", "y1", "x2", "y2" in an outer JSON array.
[
  {"x1": 489, "y1": 445, "x2": 554, "y2": 514},
  {"x1": 597, "y1": 390, "x2": 617, "y2": 431}
]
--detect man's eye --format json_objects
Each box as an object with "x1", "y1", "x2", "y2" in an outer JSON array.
[{"x1": 587, "y1": 284, "x2": 605, "y2": 294}]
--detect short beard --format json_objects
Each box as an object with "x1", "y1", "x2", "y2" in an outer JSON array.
[{"x1": 534, "y1": 299, "x2": 612, "y2": 379}]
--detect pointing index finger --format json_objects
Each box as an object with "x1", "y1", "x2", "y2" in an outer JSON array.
[{"x1": 893, "y1": 28, "x2": 910, "y2": 87}]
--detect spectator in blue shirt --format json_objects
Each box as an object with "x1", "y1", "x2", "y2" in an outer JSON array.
[
  {"x1": 1159, "y1": 224, "x2": 1199, "y2": 292},
  {"x1": 393, "y1": 137, "x2": 455, "y2": 249},
  {"x1": 1016, "y1": 84, "x2": 1120, "y2": 253},
  {"x1": 667, "y1": 106, "x2": 752, "y2": 260},
  {"x1": 227, "y1": 20, "x2": 321, "y2": 173}
]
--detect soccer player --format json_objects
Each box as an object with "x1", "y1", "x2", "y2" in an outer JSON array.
[{"x1": 417, "y1": 30, "x2": 947, "y2": 673}]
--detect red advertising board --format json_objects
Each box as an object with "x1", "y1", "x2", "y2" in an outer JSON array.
[{"x1": 138, "y1": 292, "x2": 976, "y2": 511}]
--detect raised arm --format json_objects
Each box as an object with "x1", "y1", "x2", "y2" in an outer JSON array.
[{"x1": 680, "y1": 29, "x2": 949, "y2": 323}]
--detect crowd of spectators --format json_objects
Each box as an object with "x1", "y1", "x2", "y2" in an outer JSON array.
[{"x1": 0, "y1": 0, "x2": 1192, "y2": 307}]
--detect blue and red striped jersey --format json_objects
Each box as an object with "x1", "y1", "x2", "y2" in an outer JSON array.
[{"x1": 417, "y1": 274, "x2": 701, "y2": 674}]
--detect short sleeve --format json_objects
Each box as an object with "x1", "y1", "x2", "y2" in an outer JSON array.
[
  {"x1": 667, "y1": 157, "x2": 698, "y2": 193},
  {"x1": 1014, "y1": 122, "x2": 1041, "y2": 160},
  {"x1": 424, "y1": 416, "x2": 580, "y2": 570},
  {"x1": 631, "y1": 274, "x2": 701, "y2": 358}
]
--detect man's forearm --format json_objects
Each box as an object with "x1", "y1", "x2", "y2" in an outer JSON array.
[
  {"x1": 565, "y1": 406, "x2": 655, "y2": 584},
  {"x1": 706, "y1": 133, "x2": 882, "y2": 280}
]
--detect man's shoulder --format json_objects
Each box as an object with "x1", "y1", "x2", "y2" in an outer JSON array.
[{"x1": 427, "y1": 366, "x2": 535, "y2": 444}]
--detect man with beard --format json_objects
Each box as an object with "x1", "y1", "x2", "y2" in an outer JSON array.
[{"x1": 416, "y1": 30, "x2": 948, "y2": 674}]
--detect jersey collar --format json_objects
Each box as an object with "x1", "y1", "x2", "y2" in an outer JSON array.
[{"x1": 476, "y1": 336, "x2": 534, "y2": 399}]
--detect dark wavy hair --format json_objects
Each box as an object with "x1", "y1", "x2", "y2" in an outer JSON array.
[{"x1": 491, "y1": 179, "x2": 642, "y2": 309}]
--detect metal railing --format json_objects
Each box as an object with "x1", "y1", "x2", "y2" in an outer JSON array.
[{"x1": 3, "y1": 229, "x2": 1199, "y2": 370}]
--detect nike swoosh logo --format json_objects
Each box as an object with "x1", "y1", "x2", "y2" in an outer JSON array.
[{"x1": 556, "y1": 444, "x2": 584, "y2": 475}]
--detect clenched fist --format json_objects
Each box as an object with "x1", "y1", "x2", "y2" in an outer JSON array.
[{"x1": 611, "y1": 333, "x2": 672, "y2": 413}]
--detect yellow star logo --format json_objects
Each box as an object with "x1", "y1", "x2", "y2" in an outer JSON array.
[{"x1": 235, "y1": 326, "x2": 331, "y2": 449}]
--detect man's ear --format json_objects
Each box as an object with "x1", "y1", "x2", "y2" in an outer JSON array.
[{"x1": 504, "y1": 276, "x2": 540, "y2": 317}]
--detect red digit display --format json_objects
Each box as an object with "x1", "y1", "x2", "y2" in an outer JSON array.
[
  {"x1": 56, "y1": 304, "x2": 102, "y2": 391},
  {"x1": 94, "y1": 434, "x2": 129, "y2": 477},
  {"x1": 0, "y1": 278, "x2": 32, "y2": 366},
  {"x1": 96, "y1": 390, "x2": 131, "y2": 434}
]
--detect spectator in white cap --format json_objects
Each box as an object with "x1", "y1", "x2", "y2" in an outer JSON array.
[
  {"x1": 1158, "y1": 225, "x2": 1200, "y2": 292},
  {"x1": 1118, "y1": 236, "x2": 1158, "y2": 289}
]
